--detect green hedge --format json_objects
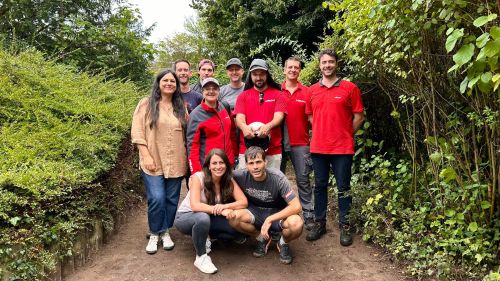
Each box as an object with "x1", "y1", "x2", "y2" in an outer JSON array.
[{"x1": 0, "y1": 49, "x2": 144, "y2": 279}]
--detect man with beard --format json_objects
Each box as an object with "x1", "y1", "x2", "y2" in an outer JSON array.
[
  {"x1": 174, "y1": 59, "x2": 202, "y2": 113},
  {"x1": 234, "y1": 59, "x2": 286, "y2": 170},
  {"x1": 305, "y1": 48, "x2": 365, "y2": 246},
  {"x1": 191, "y1": 59, "x2": 215, "y2": 94},
  {"x1": 229, "y1": 146, "x2": 303, "y2": 264}
]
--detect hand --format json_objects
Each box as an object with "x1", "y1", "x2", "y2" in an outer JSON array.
[
  {"x1": 142, "y1": 155, "x2": 156, "y2": 171},
  {"x1": 221, "y1": 209, "x2": 233, "y2": 218},
  {"x1": 241, "y1": 125, "x2": 255, "y2": 139},
  {"x1": 212, "y1": 204, "x2": 226, "y2": 215},
  {"x1": 258, "y1": 123, "x2": 271, "y2": 137},
  {"x1": 260, "y1": 218, "x2": 272, "y2": 240}
]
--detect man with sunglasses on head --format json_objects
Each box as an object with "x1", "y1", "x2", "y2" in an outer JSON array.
[{"x1": 234, "y1": 59, "x2": 286, "y2": 170}]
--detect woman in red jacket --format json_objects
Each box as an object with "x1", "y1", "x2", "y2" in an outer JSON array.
[{"x1": 186, "y1": 78, "x2": 235, "y2": 173}]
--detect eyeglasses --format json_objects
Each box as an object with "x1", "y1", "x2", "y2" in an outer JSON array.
[{"x1": 259, "y1": 92, "x2": 264, "y2": 104}]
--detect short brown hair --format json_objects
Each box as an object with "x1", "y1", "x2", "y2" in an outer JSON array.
[
  {"x1": 244, "y1": 146, "x2": 266, "y2": 163},
  {"x1": 318, "y1": 48, "x2": 338, "y2": 62},
  {"x1": 284, "y1": 56, "x2": 302, "y2": 68}
]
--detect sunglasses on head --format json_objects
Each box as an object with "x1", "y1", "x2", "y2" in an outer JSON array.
[{"x1": 259, "y1": 92, "x2": 264, "y2": 104}]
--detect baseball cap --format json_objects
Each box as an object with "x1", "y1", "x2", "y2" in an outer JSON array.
[
  {"x1": 201, "y1": 77, "x2": 220, "y2": 88},
  {"x1": 225, "y1": 58, "x2": 243, "y2": 69},
  {"x1": 248, "y1": 59, "x2": 269, "y2": 72},
  {"x1": 198, "y1": 59, "x2": 215, "y2": 70}
]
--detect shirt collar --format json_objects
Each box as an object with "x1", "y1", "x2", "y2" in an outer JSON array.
[{"x1": 319, "y1": 77, "x2": 342, "y2": 88}]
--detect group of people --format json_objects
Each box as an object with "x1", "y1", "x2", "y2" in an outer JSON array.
[{"x1": 130, "y1": 48, "x2": 365, "y2": 274}]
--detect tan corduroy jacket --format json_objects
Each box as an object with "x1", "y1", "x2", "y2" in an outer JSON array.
[{"x1": 131, "y1": 98, "x2": 188, "y2": 178}]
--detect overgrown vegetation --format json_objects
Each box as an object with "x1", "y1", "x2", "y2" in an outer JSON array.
[
  {"x1": 0, "y1": 48, "x2": 143, "y2": 280},
  {"x1": 312, "y1": 0, "x2": 499, "y2": 279}
]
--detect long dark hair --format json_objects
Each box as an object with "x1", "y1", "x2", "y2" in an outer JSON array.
[
  {"x1": 244, "y1": 69, "x2": 281, "y2": 91},
  {"x1": 146, "y1": 69, "x2": 187, "y2": 131},
  {"x1": 202, "y1": 149, "x2": 235, "y2": 205}
]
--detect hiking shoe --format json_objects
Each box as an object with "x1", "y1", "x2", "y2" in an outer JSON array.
[
  {"x1": 340, "y1": 225, "x2": 353, "y2": 246},
  {"x1": 146, "y1": 234, "x2": 159, "y2": 254},
  {"x1": 276, "y1": 241, "x2": 293, "y2": 264},
  {"x1": 253, "y1": 238, "x2": 271, "y2": 257},
  {"x1": 306, "y1": 224, "x2": 326, "y2": 241},
  {"x1": 194, "y1": 254, "x2": 218, "y2": 274},
  {"x1": 161, "y1": 231, "x2": 174, "y2": 250},
  {"x1": 304, "y1": 217, "x2": 316, "y2": 231}
]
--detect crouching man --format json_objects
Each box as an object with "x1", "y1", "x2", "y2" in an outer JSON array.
[{"x1": 228, "y1": 146, "x2": 303, "y2": 264}]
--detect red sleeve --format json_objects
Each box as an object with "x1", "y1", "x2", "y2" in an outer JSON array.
[
  {"x1": 188, "y1": 125, "x2": 203, "y2": 173},
  {"x1": 351, "y1": 85, "x2": 364, "y2": 113}
]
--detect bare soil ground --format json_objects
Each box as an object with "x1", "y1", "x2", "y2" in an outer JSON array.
[{"x1": 66, "y1": 174, "x2": 412, "y2": 281}]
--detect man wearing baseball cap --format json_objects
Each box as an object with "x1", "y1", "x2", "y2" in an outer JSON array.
[
  {"x1": 219, "y1": 58, "x2": 245, "y2": 111},
  {"x1": 234, "y1": 58, "x2": 286, "y2": 170},
  {"x1": 191, "y1": 59, "x2": 215, "y2": 94}
]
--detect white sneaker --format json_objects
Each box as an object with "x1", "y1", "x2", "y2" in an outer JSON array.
[
  {"x1": 161, "y1": 231, "x2": 175, "y2": 250},
  {"x1": 194, "y1": 254, "x2": 218, "y2": 274},
  {"x1": 146, "y1": 234, "x2": 159, "y2": 254},
  {"x1": 205, "y1": 238, "x2": 212, "y2": 254}
]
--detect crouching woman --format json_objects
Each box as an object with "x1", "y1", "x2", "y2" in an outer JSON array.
[{"x1": 174, "y1": 149, "x2": 247, "y2": 274}]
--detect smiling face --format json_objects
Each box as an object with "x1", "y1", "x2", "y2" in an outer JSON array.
[
  {"x1": 250, "y1": 69, "x2": 268, "y2": 91},
  {"x1": 202, "y1": 83, "x2": 220, "y2": 107},
  {"x1": 209, "y1": 154, "x2": 227, "y2": 178},
  {"x1": 284, "y1": 60, "x2": 301, "y2": 81},
  {"x1": 159, "y1": 72, "x2": 177, "y2": 96},
  {"x1": 245, "y1": 153, "x2": 267, "y2": 181},
  {"x1": 175, "y1": 61, "x2": 192, "y2": 86},
  {"x1": 319, "y1": 53, "x2": 338, "y2": 79},
  {"x1": 226, "y1": 65, "x2": 244, "y2": 83}
]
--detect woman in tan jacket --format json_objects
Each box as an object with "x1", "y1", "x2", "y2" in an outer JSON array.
[{"x1": 131, "y1": 69, "x2": 188, "y2": 254}]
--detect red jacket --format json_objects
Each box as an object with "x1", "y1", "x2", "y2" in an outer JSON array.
[{"x1": 186, "y1": 101, "x2": 234, "y2": 173}]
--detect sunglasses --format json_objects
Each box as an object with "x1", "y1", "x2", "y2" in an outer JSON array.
[{"x1": 259, "y1": 92, "x2": 264, "y2": 104}]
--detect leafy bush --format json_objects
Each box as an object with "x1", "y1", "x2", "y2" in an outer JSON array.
[{"x1": 0, "y1": 48, "x2": 144, "y2": 279}]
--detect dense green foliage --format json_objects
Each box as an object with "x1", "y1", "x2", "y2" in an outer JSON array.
[
  {"x1": 190, "y1": 0, "x2": 333, "y2": 64},
  {"x1": 0, "y1": 48, "x2": 143, "y2": 279},
  {"x1": 0, "y1": 0, "x2": 155, "y2": 86},
  {"x1": 312, "y1": 0, "x2": 499, "y2": 279}
]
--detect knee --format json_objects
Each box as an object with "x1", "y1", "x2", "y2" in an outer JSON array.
[
  {"x1": 228, "y1": 210, "x2": 246, "y2": 226},
  {"x1": 285, "y1": 215, "x2": 304, "y2": 233}
]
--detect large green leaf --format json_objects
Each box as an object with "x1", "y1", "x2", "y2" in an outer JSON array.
[
  {"x1": 491, "y1": 26, "x2": 500, "y2": 40},
  {"x1": 452, "y1": 43, "x2": 475, "y2": 66},
  {"x1": 473, "y1": 14, "x2": 498, "y2": 27},
  {"x1": 483, "y1": 39, "x2": 500, "y2": 57},
  {"x1": 476, "y1": 33, "x2": 490, "y2": 48},
  {"x1": 446, "y1": 28, "x2": 464, "y2": 52}
]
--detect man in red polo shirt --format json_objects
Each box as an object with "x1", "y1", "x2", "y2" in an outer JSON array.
[
  {"x1": 280, "y1": 56, "x2": 315, "y2": 231},
  {"x1": 234, "y1": 58, "x2": 286, "y2": 170},
  {"x1": 305, "y1": 49, "x2": 365, "y2": 246}
]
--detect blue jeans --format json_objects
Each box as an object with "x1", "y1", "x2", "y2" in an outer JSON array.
[
  {"x1": 141, "y1": 171, "x2": 182, "y2": 234},
  {"x1": 311, "y1": 154, "x2": 352, "y2": 227}
]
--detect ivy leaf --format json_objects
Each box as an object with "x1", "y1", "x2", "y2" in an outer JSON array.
[
  {"x1": 476, "y1": 33, "x2": 490, "y2": 48},
  {"x1": 467, "y1": 222, "x2": 478, "y2": 232},
  {"x1": 452, "y1": 43, "x2": 475, "y2": 67},
  {"x1": 460, "y1": 77, "x2": 469, "y2": 93},
  {"x1": 9, "y1": 217, "x2": 21, "y2": 226},
  {"x1": 445, "y1": 209, "x2": 456, "y2": 217},
  {"x1": 481, "y1": 201, "x2": 491, "y2": 209},
  {"x1": 445, "y1": 28, "x2": 464, "y2": 53},
  {"x1": 491, "y1": 26, "x2": 500, "y2": 40},
  {"x1": 473, "y1": 14, "x2": 498, "y2": 27}
]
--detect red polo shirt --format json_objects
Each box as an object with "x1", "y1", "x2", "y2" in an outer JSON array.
[
  {"x1": 306, "y1": 78, "x2": 364, "y2": 154},
  {"x1": 280, "y1": 81, "x2": 310, "y2": 146},
  {"x1": 234, "y1": 87, "x2": 287, "y2": 155}
]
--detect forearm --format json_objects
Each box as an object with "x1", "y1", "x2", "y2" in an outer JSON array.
[
  {"x1": 223, "y1": 199, "x2": 247, "y2": 210},
  {"x1": 352, "y1": 112, "x2": 365, "y2": 132},
  {"x1": 266, "y1": 112, "x2": 284, "y2": 129}
]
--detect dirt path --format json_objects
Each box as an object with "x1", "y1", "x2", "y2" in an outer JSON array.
[{"x1": 67, "y1": 179, "x2": 411, "y2": 281}]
